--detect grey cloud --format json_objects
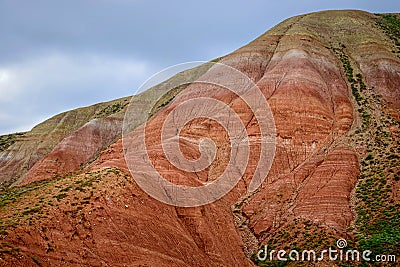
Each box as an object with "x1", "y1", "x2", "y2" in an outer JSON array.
[
  {"x1": 0, "y1": 52, "x2": 151, "y2": 134},
  {"x1": 0, "y1": 0, "x2": 399, "y2": 134}
]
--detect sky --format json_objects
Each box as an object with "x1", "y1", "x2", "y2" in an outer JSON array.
[{"x1": 0, "y1": 0, "x2": 399, "y2": 135}]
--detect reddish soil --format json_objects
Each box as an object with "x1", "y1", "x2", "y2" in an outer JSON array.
[{"x1": 1, "y1": 10, "x2": 399, "y2": 267}]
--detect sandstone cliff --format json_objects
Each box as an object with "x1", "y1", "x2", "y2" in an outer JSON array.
[{"x1": 0, "y1": 10, "x2": 399, "y2": 266}]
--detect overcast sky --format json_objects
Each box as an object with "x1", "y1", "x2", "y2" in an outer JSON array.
[{"x1": 0, "y1": 0, "x2": 399, "y2": 134}]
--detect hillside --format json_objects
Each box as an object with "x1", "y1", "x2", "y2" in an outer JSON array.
[{"x1": 0, "y1": 10, "x2": 399, "y2": 266}]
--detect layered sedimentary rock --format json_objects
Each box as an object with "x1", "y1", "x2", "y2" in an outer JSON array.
[
  {"x1": 21, "y1": 117, "x2": 123, "y2": 185},
  {"x1": 0, "y1": 97, "x2": 130, "y2": 187},
  {"x1": 1, "y1": 10, "x2": 399, "y2": 267}
]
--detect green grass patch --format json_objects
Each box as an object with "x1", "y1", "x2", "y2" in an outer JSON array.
[{"x1": 0, "y1": 132, "x2": 26, "y2": 152}]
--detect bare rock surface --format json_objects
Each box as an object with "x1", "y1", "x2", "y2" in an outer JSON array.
[{"x1": 1, "y1": 10, "x2": 399, "y2": 266}]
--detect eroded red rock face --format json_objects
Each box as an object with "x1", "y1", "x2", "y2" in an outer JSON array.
[
  {"x1": 3, "y1": 170, "x2": 253, "y2": 266},
  {"x1": 94, "y1": 12, "x2": 357, "y2": 225},
  {"x1": 361, "y1": 57, "x2": 400, "y2": 107},
  {"x1": 22, "y1": 117, "x2": 123, "y2": 185},
  {"x1": 2, "y1": 10, "x2": 400, "y2": 267},
  {"x1": 242, "y1": 147, "x2": 359, "y2": 238},
  {"x1": 293, "y1": 147, "x2": 359, "y2": 228},
  {"x1": 85, "y1": 15, "x2": 360, "y2": 265},
  {"x1": 0, "y1": 97, "x2": 130, "y2": 187}
]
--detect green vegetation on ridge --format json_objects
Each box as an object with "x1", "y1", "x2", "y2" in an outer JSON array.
[
  {"x1": 0, "y1": 132, "x2": 26, "y2": 152},
  {"x1": 375, "y1": 14, "x2": 400, "y2": 57},
  {"x1": 94, "y1": 98, "x2": 130, "y2": 118},
  {"x1": 336, "y1": 41, "x2": 400, "y2": 261}
]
